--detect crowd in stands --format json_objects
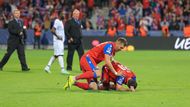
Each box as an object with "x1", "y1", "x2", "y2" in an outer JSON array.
[
  {"x1": 0, "y1": 0, "x2": 189, "y2": 37},
  {"x1": 0, "y1": 0, "x2": 99, "y2": 29},
  {"x1": 100, "y1": 0, "x2": 190, "y2": 37}
]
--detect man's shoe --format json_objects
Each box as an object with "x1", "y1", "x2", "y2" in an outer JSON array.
[
  {"x1": 63, "y1": 76, "x2": 75, "y2": 90},
  {"x1": 68, "y1": 75, "x2": 75, "y2": 88},
  {"x1": 66, "y1": 67, "x2": 72, "y2": 71},
  {"x1": 63, "y1": 79, "x2": 70, "y2": 90},
  {"x1": 22, "y1": 68, "x2": 30, "y2": 71}
]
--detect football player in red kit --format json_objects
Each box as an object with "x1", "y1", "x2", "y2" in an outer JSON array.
[
  {"x1": 63, "y1": 37, "x2": 127, "y2": 90},
  {"x1": 99, "y1": 61, "x2": 137, "y2": 92}
]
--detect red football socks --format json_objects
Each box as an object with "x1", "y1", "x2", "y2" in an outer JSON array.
[
  {"x1": 74, "y1": 82, "x2": 89, "y2": 90},
  {"x1": 75, "y1": 71, "x2": 94, "y2": 80}
]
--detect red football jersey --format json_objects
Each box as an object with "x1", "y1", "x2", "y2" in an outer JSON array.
[
  {"x1": 84, "y1": 42, "x2": 116, "y2": 64},
  {"x1": 103, "y1": 62, "x2": 136, "y2": 85}
]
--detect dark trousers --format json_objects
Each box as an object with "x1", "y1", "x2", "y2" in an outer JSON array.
[
  {"x1": 0, "y1": 43, "x2": 28, "y2": 69},
  {"x1": 67, "y1": 43, "x2": 84, "y2": 70},
  {"x1": 33, "y1": 36, "x2": 41, "y2": 49}
]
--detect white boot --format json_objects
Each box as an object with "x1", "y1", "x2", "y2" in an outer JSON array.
[
  {"x1": 61, "y1": 69, "x2": 70, "y2": 75},
  {"x1": 44, "y1": 66, "x2": 51, "y2": 74}
]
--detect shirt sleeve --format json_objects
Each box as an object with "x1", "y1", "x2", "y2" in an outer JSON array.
[
  {"x1": 116, "y1": 76, "x2": 125, "y2": 85},
  {"x1": 53, "y1": 19, "x2": 58, "y2": 29},
  {"x1": 103, "y1": 43, "x2": 113, "y2": 55}
]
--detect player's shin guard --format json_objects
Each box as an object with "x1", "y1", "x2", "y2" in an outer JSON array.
[
  {"x1": 74, "y1": 82, "x2": 90, "y2": 90},
  {"x1": 75, "y1": 71, "x2": 97, "y2": 80}
]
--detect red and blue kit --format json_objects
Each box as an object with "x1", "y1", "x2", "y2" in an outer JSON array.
[
  {"x1": 102, "y1": 62, "x2": 136, "y2": 85},
  {"x1": 80, "y1": 42, "x2": 116, "y2": 73}
]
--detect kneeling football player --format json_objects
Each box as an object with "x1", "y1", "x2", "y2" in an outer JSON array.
[
  {"x1": 99, "y1": 61, "x2": 137, "y2": 92},
  {"x1": 63, "y1": 61, "x2": 137, "y2": 92}
]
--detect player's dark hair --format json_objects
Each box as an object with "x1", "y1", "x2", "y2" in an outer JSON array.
[
  {"x1": 116, "y1": 37, "x2": 128, "y2": 46},
  {"x1": 127, "y1": 79, "x2": 137, "y2": 89}
]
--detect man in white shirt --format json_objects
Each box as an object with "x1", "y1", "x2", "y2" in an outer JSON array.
[{"x1": 44, "y1": 11, "x2": 69, "y2": 74}]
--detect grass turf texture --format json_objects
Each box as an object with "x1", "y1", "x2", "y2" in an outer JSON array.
[{"x1": 0, "y1": 50, "x2": 190, "y2": 107}]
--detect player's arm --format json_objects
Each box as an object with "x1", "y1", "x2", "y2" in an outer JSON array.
[
  {"x1": 51, "y1": 20, "x2": 62, "y2": 40},
  {"x1": 115, "y1": 76, "x2": 135, "y2": 92},
  {"x1": 116, "y1": 84, "x2": 135, "y2": 92},
  {"x1": 104, "y1": 44, "x2": 122, "y2": 76},
  {"x1": 116, "y1": 84, "x2": 130, "y2": 91},
  {"x1": 111, "y1": 57, "x2": 119, "y2": 63},
  {"x1": 105, "y1": 55, "x2": 122, "y2": 76},
  {"x1": 105, "y1": 55, "x2": 119, "y2": 76},
  {"x1": 64, "y1": 21, "x2": 73, "y2": 43},
  {"x1": 51, "y1": 27, "x2": 62, "y2": 40}
]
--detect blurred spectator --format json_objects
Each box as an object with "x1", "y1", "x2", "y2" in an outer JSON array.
[
  {"x1": 41, "y1": 14, "x2": 51, "y2": 49},
  {"x1": 87, "y1": 0, "x2": 94, "y2": 18},
  {"x1": 9, "y1": 0, "x2": 17, "y2": 13},
  {"x1": 135, "y1": 1, "x2": 143, "y2": 21},
  {"x1": 169, "y1": 17, "x2": 180, "y2": 30},
  {"x1": 117, "y1": 18, "x2": 125, "y2": 31},
  {"x1": 139, "y1": 18, "x2": 149, "y2": 29},
  {"x1": 105, "y1": 24, "x2": 118, "y2": 37},
  {"x1": 139, "y1": 23, "x2": 148, "y2": 37},
  {"x1": 179, "y1": 18, "x2": 185, "y2": 31},
  {"x1": 143, "y1": 0, "x2": 151, "y2": 16},
  {"x1": 45, "y1": 0, "x2": 54, "y2": 10},
  {"x1": 160, "y1": 18, "x2": 170, "y2": 37},
  {"x1": 183, "y1": 23, "x2": 190, "y2": 37},
  {"x1": 126, "y1": 22, "x2": 135, "y2": 37},
  {"x1": 43, "y1": 14, "x2": 51, "y2": 31},
  {"x1": 85, "y1": 19, "x2": 93, "y2": 30},
  {"x1": 101, "y1": 0, "x2": 109, "y2": 7},
  {"x1": 108, "y1": 17, "x2": 117, "y2": 28},
  {"x1": 144, "y1": 13, "x2": 153, "y2": 30},
  {"x1": 118, "y1": 3, "x2": 126, "y2": 18},
  {"x1": 96, "y1": 15, "x2": 105, "y2": 29},
  {"x1": 33, "y1": 21, "x2": 42, "y2": 49},
  {"x1": 151, "y1": 17, "x2": 159, "y2": 30}
]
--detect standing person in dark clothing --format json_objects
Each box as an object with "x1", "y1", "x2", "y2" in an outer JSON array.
[
  {"x1": 33, "y1": 21, "x2": 42, "y2": 49},
  {"x1": 65, "y1": 9, "x2": 84, "y2": 71},
  {"x1": 0, "y1": 9, "x2": 30, "y2": 71}
]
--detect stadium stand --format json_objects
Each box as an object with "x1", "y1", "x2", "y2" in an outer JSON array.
[{"x1": 0, "y1": 0, "x2": 189, "y2": 45}]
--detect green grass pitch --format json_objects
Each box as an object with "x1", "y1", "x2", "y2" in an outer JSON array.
[{"x1": 0, "y1": 50, "x2": 190, "y2": 107}]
